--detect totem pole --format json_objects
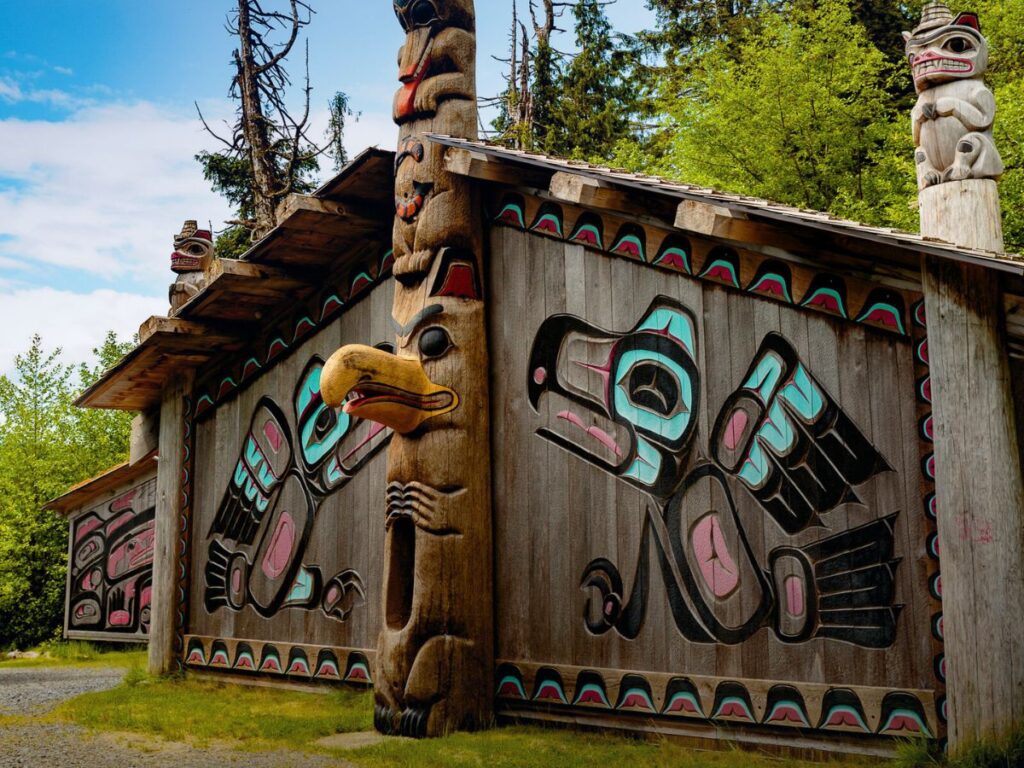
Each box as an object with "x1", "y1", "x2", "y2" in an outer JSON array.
[
  {"x1": 906, "y1": 4, "x2": 1024, "y2": 749},
  {"x1": 320, "y1": 0, "x2": 493, "y2": 738},
  {"x1": 168, "y1": 220, "x2": 214, "y2": 313}
]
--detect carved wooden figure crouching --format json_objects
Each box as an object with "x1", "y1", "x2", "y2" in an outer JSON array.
[
  {"x1": 168, "y1": 220, "x2": 214, "y2": 313},
  {"x1": 320, "y1": 0, "x2": 492, "y2": 739},
  {"x1": 904, "y1": 2, "x2": 1003, "y2": 189}
]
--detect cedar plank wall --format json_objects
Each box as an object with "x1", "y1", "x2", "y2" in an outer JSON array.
[
  {"x1": 487, "y1": 192, "x2": 943, "y2": 754},
  {"x1": 65, "y1": 474, "x2": 157, "y2": 643},
  {"x1": 184, "y1": 275, "x2": 393, "y2": 685}
]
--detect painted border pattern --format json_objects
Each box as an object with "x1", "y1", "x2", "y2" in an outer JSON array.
[
  {"x1": 184, "y1": 635, "x2": 373, "y2": 685},
  {"x1": 491, "y1": 193, "x2": 909, "y2": 338},
  {"x1": 912, "y1": 301, "x2": 947, "y2": 741},
  {"x1": 192, "y1": 248, "x2": 394, "y2": 421},
  {"x1": 495, "y1": 662, "x2": 936, "y2": 739},
  {"x1": 174, "y1": 395, "x2": 196, "y2": 670}
]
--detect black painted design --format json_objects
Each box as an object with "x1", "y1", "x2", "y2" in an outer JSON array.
[{"x1": 203, "y1": 356, "x2": 391, "y2": 619}]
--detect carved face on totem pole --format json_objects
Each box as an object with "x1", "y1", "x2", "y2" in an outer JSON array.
[
  {"x1": 168, "y1": 220, "x2": 214, "y2": 313},
  {"x1": 903, "y1": 3, "x2": 1003, "y2": 188},
  {"x1": 320, "y1": 0, "x2": 490, "y2": 740},
  {"x1": 170, "y1": 220, "x2": 213, "y2": 275}
]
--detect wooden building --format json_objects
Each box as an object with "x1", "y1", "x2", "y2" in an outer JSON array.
[
  {"x1": 67, "y1": 132, "x2": 1024, "y2": 753},
  {"x1": 46, "y1": 455, "x2": 158, "y2": 642}
]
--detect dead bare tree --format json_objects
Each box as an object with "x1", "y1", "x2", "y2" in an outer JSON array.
[{"x1": 198, "y1": 0, "x2": 344, "y2": 246}]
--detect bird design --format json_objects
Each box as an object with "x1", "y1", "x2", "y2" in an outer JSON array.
[
  {"x1": 203, "y1": 354, "x2": 391, "y2": 621},
  {"x1": 528, "y1": 296, "x2": 901, "y2": 649}
]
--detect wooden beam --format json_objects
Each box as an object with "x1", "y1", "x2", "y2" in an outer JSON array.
[
  {"x1": 444, "y1": 146, "x2": 534, "y2": 186},
  {"x1": 674, "y1": 199, "x2": 749, "y2": 237},
  {"x1": 148, "y1": 370, "x2": 194, "y2": 676},
  {"x1": 206, "y1": 258, "x2": 312, "y2": 288},
  {"x1": 138, "y1": 316, "x2": 246, "y2": 346},
  {"x1": 129, "y1": 410, "x2": 159, "y2": 465},
  {"x1": 276, "y1": 193, "x2": 388, "y2": 227}
]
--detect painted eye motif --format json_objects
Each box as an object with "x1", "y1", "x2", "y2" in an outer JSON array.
[
  {"x1": 944, "y1": 36, "x2": 973, "y2": 54},
  {"x1": 419, "y1": 327, "x2": 452, "y2": 359},
  {"x1": 410, "y1": 0, "x2": 439, "y2": 27},
  {"x1": 625, "y1": 362, "x2": 680, "y2": 417},
  {"x1": 187, "y1": 244, "x2": 206, "y2": 256}
]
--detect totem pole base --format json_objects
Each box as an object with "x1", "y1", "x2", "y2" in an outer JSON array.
[{"x1": 920, "y1": 179, "x2": 1003, "y2": 252}]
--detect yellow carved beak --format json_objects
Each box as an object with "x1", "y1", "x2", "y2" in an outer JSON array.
[{"x1": 321, "y1": 344, "x2": 458, "y2": 435}]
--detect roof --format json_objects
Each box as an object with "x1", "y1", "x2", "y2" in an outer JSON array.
[
  {"x1": 45, "y1": 453, "x2": 157, "y2": 516},
  {"x1": 76, "y1": 148, "x2": 394, "y2": 411},
  {"x1": 428, "y1": 134, "x2": 1024, "y2": 277}
]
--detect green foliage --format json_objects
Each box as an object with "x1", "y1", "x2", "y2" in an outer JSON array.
[
  {"x1": 543, "y1": 0, "x2": 644, "y2": 160},
  {"x1": 327, "y1": 90, "x2": 359, "y2": 170},
  {"x1": 0, "y1": 333, "x2": 134, "y2": 650}
]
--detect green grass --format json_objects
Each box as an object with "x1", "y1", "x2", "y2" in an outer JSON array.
[
  {"x1": 0, "y1": 640, "x2": 146, "y2": 669},
  {"x1": 52, "y1": 674, "x2": 877, "y2": 766},
  {"x1": 345, "y1": 726, "x2": 874, "y2": 768},
  {"x1": 52, "y1": 676, "x2": 373, "y2": 751}
]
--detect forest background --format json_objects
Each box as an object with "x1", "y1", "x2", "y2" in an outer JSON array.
[{"x1": 2, "y1": 0, "x2": 1021, "y2": 649}]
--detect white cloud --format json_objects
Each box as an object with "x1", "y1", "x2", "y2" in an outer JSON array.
[
  {"x1": 0, "y1": 102, "x2": 235, "y2": 284},
  {"x1": 0, "y1": 288, "x2": 167, "y2": 375}
]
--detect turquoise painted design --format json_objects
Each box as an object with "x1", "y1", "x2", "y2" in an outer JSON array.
[
  {"x1": 287, "y1": 648, "x2": 312, "y2": 677},
  {"x1": 344, "y1": 653, "x2": 372, "y2": 683},
  {"x1": 743, "y1": 352, "x2": 785, "y2": 400},
  {"x1": 636, "y1": 307, "x2": 696, "y2": 354},
  {"x1": 241, "y1": 357, "x2": 262, "y2": 379},
  {"x1": 349, "y1": 271, "x2": 373, "y2": 296},
  {"x1": 295, "y1": 363, "x2": 351, "y2": 466},
  {"x1": 185, "y1": 639, "x2": 207, "y2": 666},
  {"x1": 573, "y1": 684, "x2": 610, "y2": 707},
  {"x1": 265, "y1": 338, "x2": 289, "y2": 363},
  {"x1": 856, "y1": 289, "x2": 908, "y2": 335},
  {"x1": 663, "y1": 690, "x2": 703, "y2": 717},
  {"x1": 749, "y1": 272, "x2": 793, "y2": 303},
  {"x1": 622, "y1": 435, "x2": 663, "y2": 486},
  {"x1": 616, "y1": 685, "x2": 656, "y2": 712},
  {"x1": 610, "y1": 226, "x2": 646, "y2": 261},
  {"x1": 530, "y1": 204, "x2": 565, "y2": 238},
  {"x1": 380, "y1": 248, "x2": 395, "y2": 272},
  {"x1": 293, "y1": 316, "x2": 316, "y2": 342},
  {"x1": 234, "y1": 646, "x2": 257, "y2": 671},
  {"x1": 259, "y1": 646, "x2": 283, "y2": 674},
  {"x1": 195, "y1": 394, "x2": 215, "y2": 417},
  {"x1": 495, "y1": 201, "x2": 526, "y2": 229},
  {"x1": 764, "y1": 700, "x2": 810, "y2": 727},
  {"x1": 315, "y1": 656, "x2": 341, "y2": 679},
  {"x1": 801, "y1": 287, "x2": 848, "y2": 317},
  {"x1": 321, "y1": 293, "x2": 344, "y2": 321},
  {"x1": 614, "y1": 349, "x2": 694, "y2": 441},
  {"x1": 210, "y1": 647, "x2": 230, "y2": 667},
  {"x1": 653, "y1": 235, "x2": 692, "y2": 273},
  {"x1": 533, "y1": 669, "x2": 568, "y2": 704},
  {"x1": 569, "y1": 213, "x2": 604, "y2": 249},
  {"x1": 712, "y1": 695, "x2": 755, "y2": 721},
  {"x1": 287, "y1": 567, "x2": 316, "y2": 604},
  {"x1": 820, "y1": 704, "x2": 870, "y2": 732},
  {"x1": 217, "y1": 377, "x2": 238, "y2": 398},
  {"x1": 700, "y1": 258, "x2": 740, "y2": 286},
  {"x1": 879, "y1": 707, "x2": 932, "y2": 737},
  {"x1": 497, "y1": 665, "x2": 527, "y2": 699}
]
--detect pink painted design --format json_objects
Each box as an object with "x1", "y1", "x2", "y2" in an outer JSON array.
[
  {"x1": 719, "y1": 702, "x2": 751, "y2": 719},
  {"x1": 666, "y1": 697, "x2": 699, "y2": 714},
  {"x1": 659, "y1": 252, "x2": 687, "y2": 271},
  {"x1": 620, "y1": 693, "x2": 653, "y2": 710},
  {"x1": 261, "y1": 513, "x2": 296, "y2": 579},
  {"x1": 326, "y1": 586, "x2": 340, "y2": 604},
  {"x1": 827, "y1": 710, "x2": 862, "y2": 728},
  {"x1": 533, "y1": 367, "x2": 547, "y2": 385},
  {"x1": 808, "y1": 294, "x2": 841, "y2": 313},
  {"x1": 109, "y1": 610, "x2": 131, "y2": 627},
  {"x1": 866, "y1": 308, "x2": 898, "y2": 328},
  {"x1": 236, "y1": 656, "x2": 255, "y2": 670},
  {"x1": 768, "y1": 706, "x2": 805, "y2": 724},
  {"x1": 707, "y1": 265, "x2": 736, "y2": 284},
  {"x1": 263, "y1": 420, "x2": 284, "y2": 452},
  {"x1": 75, "y1": 518, "x2": 103, "y2": 544},
  {"x1": 110, "y1": 490, "x2": 138, "y2": 513},
  {"x1": 557, "y1": 411, "x2": 623, "y2": 457},
  {"x1": 348, "y1": 666, "x2": 369, "y2": 681},
  {"x1": 231, "y1": 567, "x2": 242, "y2": 595},
  {"x1": 577, "y1": 689, "x2": 605, "y2": 705},
  {"x1": 784, "y1": 575, "x2": 806, "y2": 618},
  {"x1": 106, "y1": 512, "x2": 137, "y2": 536},
  {"x1": 723, "y1": 409, "x2": 748, "y2": 451},
  {"x1": 691, "y1": 515, "x2": 740, "y2": 599},
  {"x1": 140, "y1": 586, "x2": 152, "y2": 608},
  {"x1": 886, "y1": 714, "x2": 923, "y2": 733}
]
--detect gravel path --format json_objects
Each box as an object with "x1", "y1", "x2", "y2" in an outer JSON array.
[{"x1": 0, "y1": 666, "x2": 349, "y2": 768}]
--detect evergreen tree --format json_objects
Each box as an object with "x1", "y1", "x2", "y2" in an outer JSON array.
[
  {"x1": 0, "y1": 334, "x2": 134, "y2": 649},
  {"x1": 545, "y1": 0, "x2": 642, "y2": 160}
]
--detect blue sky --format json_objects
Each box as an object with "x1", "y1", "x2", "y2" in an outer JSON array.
[{"x1": 0, "y1": 1, "x2": 655, "y2": 374}]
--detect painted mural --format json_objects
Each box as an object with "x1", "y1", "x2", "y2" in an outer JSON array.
[
  {"x1": 67, "y1": 477, "x2": 157, "y2": 639},
  {"x1": 204, "y1": 354, "x2": 392, "y2": 623},
  {"x1": 528, "y1": 298, "x2": 900, "y2": 649}
]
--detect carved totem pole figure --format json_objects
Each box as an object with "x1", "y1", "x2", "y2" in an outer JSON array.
[
  {"x1": 904, "y1": 2, "x2": 1003, "y2": 189},
  {"x1": 169, "y1": 220, "x2": 214, "y2": 312},
  {"x1": 320, "y1": 0, "x2": 493, "y2": 738}
]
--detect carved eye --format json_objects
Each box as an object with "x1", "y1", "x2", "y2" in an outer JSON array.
[
  {"x1": 945, "y1": 36, "x2": 973, "y2": 54},
  {"x1": 410, "y1": 0, "x2": 440, "y2": 27},
  {"x1": 623, "y1": 361, "x2": 682, "y2": 417},
  {"x1": 187, "y1": 244, "x2": 206, "y2": 256},
  {"x1": 418, "y1": 327, "x2": 452, "y2": 359}
]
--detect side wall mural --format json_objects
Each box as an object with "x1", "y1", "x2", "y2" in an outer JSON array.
[
  {"x1": 66, "y1": 476, "x2": 157, "y2": 640},
  {"x1": 489, "y1": 212, "x2": 943, "y2": 744},
  {"x1": 185, "y1": 277, "x2": 394, "y2": 681}
]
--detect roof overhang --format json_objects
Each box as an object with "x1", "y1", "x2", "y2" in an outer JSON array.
[{"x1": 45, "y1": 452, "x2": 158, "y2": 516}]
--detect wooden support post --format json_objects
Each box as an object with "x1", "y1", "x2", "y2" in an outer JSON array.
[
  {"x1": 920, "y1": 180, "x2": 1024, "y2": 747},
  {"x1": 148, "y1": 371, "x2": 194, "y2": 676},
  {"x1": 129, "y1": 409, "x2": 159, "y2": 465}
]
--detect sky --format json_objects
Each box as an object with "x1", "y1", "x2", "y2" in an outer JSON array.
[{"x1": 0, "y1": 1, "x2": 655, "y2": 377}]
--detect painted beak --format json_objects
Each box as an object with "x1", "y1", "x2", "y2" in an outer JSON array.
[{"x1": 321, "y1": 344, "x2": 458, "y2": 435}]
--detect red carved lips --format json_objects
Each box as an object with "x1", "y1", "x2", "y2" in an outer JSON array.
[
  {"x1": 397, "y1": 36, "x2": 434, "y2": 119},
  {"x1": 170, "y1": 251, "x2": 203, "y2": 273},
  {"x1": 911, "y1": 51, "x2": 973, "y2": 81}
]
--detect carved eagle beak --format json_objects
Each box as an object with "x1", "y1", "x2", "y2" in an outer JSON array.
[{"x1": 321, "y1": 344, "x2": 458, "y2": 434}]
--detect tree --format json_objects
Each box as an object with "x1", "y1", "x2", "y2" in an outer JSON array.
[
  {"x1": 0, "y1": 334, "x2": 134, "y2": 649},
  {"x1": 544, "y1": 0, "x2": 644, "y2": 160},
  {"x1": 614, "y1": 0, "x2": 916, "y2": 229},
  {"x1": 197, "y1": 1, "x2": 352, "y2": 258}
]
